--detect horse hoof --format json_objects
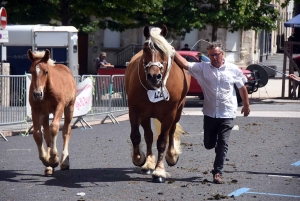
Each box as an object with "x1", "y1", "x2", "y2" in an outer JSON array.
[
  {"x1": 141, "y1": 169, "x2": 153, "y2": 175},
  {"x1": 60, "y1": 165, "x2": 70, "y2": 170},
  {"x1": 44, "y1": 167, "x2": 53, "y2": 176},
  {"x1": 166, "y1": 156, "x2": 179, "y2": 167},
  {"x1": 152, "y1": 175, "x2": 165, "y2": 183}
]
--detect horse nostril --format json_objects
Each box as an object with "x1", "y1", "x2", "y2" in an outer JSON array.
[
  {"x1": 156, "y1": 74, "x2": 162, "y2": 80},
  {"x1": 147, "y1": 73, "x2": 152, "y2": 80},
  {"x1": 34, "y1": 91, "x2": 43, "y2": 99}
]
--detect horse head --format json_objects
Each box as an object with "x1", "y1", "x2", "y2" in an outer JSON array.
[
  {"x1": 143, "y1": 25, "x2": 174, "y2": 88},
  {"x1": 28, "y1": 49, "x2": 53, "y2": 101}
]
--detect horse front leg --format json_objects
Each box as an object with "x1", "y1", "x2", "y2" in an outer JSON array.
[
  {"x1": 152, "y1": 119, "x2": 173, "y2": 183},
  {"x1": 41, "y1": 115, "x2": 58, "y2": 175},
  {"x1": 32, "y1": 113, "x2": 48, "y2": 172},
  {"x1": 140, "y1": 118, "x2": 156, "y2": 174},
  {"x1": 47, "y1": 106, "x2": 64, "y2": 172},
  {"x1": 129, "y1": 112, "x2": 146, "y2": 167},
  {"x1": 60, "y1": 105, "x2": 74, "y2": 170}
]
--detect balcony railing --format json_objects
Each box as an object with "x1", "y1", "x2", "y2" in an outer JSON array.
[{"x1": 115, "y1": 44, "x2": 143, "y2": 66}]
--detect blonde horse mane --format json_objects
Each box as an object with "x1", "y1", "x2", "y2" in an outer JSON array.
[
  {"x1": 149, "y1": 27, "x2": 175, "y2": 57},
  {"x1": 30, "y1": 50, "x2": 55, "y2": 66}
]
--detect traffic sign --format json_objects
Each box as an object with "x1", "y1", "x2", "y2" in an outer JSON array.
[{"x1": 0, "y1": 7, "x2": 7, "y2": 30}]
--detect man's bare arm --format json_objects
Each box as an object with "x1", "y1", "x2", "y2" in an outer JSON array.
[
  {"x1": 238, "y1": 86, "x2": 250, "y2": 117},
  {"x1": 174, "y1": 52, "x2": 189, "y2": 70}
]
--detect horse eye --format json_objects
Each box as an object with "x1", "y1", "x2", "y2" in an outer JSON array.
[{"x1": 45, "y1": 71, "x2": 48, "y2": 75}]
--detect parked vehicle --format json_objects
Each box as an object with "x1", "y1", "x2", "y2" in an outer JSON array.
[
  {"x1": 98, "y1": 50, "x2": 261, "y2": 103},
  {"x1": 294, "y1": 55, "x2": 300, "y2": 68}
]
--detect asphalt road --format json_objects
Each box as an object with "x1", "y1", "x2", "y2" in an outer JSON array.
[{"x1": 0, "y1": 100, "x2": 300, "y2": 201}]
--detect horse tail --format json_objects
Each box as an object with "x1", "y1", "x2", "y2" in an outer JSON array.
[{"x1": 153, "y1": 118, "x2": 186, "y2": 142}]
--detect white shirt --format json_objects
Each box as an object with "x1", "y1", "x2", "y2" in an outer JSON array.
[{"x1": 188, "y1": 61, "x2": 247, "y2": 118}]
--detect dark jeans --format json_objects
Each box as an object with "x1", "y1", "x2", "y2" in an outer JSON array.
[{"x1": 203, "y1": 115, "x2": 234, "y2": 175}]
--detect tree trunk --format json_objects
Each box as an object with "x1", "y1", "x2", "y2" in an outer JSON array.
[
  {"x1": 212, "y1": 25, "x2": 218, "y2": 42},
  {"x1": 61, "y1": 0, "x2": 71, "y2": 25}
]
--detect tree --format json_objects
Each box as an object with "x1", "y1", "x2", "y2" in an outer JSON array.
[
  {"x1": 145, "y1": 0, "x2": 290, "y2": 41},
  {"x1": 0, "y1": 0, "x2": 164, "y2": 32},
  {"x1": 1, "y1": 0, "x2": 299, "y2": 41}
]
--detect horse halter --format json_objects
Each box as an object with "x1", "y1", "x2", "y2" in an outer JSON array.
[{"x1": 143, "y1": 38, "x2": 167, "y2": 87}]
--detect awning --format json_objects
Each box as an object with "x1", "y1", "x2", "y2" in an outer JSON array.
[{"x1": 284, "y1": 14, "x2": 300, "y2": 28}]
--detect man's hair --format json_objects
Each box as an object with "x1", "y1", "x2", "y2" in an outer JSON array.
[{"x1": 206, "y1": 41, "x2": 224, "y2": 53}]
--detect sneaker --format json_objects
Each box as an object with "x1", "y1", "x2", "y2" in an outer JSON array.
[{"x1": 213, "y1": 173, "x2": 224, "y2": 184}]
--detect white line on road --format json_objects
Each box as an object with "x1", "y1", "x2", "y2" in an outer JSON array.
[
  {"x1": 182, "y1": 110, "x2": 300, "y2": 118},
  {"x1": 268, "y1": 175, "x2": 294, "y2": 179},
  {"x1": 7, "y1": 149, "x2": 31, "y2": 151}
]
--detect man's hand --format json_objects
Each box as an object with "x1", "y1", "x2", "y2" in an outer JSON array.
[
  {"x1": 289, "y1": 74, "x2": 300, "y2": 82},
  {"x1": 241, "y1": 105, "x2": 250, "y2": 117}
]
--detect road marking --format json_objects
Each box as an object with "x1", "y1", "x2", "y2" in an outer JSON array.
[
  {"x1": 291, "y1": 160, "x2": 300, "y2": 166},
  {"x1": 232, "y1": 125, "x2": 239, "y2": 130},
  {"x1": 268, "y1": 175, "x2": 293, "y2": 178},
  {"x1": 228, "y1": 188, "x2": 300, "y2": 198},
  {"x1": 181, "y1": 110, "x2": 300, "y2": 118},
  {"x1": 228, "y1": 188, "x2": 251, "y2": 196},
  {"x1": 7, "y1": 149, "x2": 31, "y2": 151}
]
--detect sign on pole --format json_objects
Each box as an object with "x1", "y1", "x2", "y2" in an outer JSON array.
[
  {"x1": 0, "y1": 7, "x2": 7, "y2": 30},
  {"x1": 0, "y1": 30, "x2": 8, "y2": 43}
]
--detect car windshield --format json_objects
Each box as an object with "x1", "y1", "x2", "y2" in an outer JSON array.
[
  {"x1": 200, "y1": 55, "x2": 210, "y2": 62},
  {"x1": 196, "y1": 53, "x2": 210, "y2": 62}
]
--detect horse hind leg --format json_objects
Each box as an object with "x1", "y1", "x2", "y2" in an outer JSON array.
[
  {"x1": 60, "y1": 106, "x2": 74, "y2": 170},
  {"x1": 140, "y1": 119, "x2": 156, "y2": 174},
  {"x1": 165, "y1": 122, "x2": 183, "y2": 166},
  {"x1": 165, "y1": 105, "x2": 185, "y2": 166}
]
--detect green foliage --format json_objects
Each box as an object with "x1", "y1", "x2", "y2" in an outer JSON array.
[{"x1": 0, "y1": 0, "x2": 296, "y2": 40}]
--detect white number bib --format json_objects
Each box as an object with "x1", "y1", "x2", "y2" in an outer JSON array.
[{"x1": 147, "y1": 87, "x2": 169, "y2": 103}]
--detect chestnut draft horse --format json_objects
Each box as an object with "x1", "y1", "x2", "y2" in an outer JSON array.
[
  {"x1": 27, "y1": 49, "x2": 76, "y2": 175},
  {"x1": 125, "y1": 25, "x2": 191, "y2": 183}
]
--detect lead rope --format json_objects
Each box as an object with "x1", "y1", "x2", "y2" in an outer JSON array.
[
  {"x1": 160, "y1": 55, "x2": 172, "y2": 101},
  {"x1": 138, "y1": 58, "x2": 149, "y2": 91}
]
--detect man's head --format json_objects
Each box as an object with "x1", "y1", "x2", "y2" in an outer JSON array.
[
  {"x1": 207, "y1": 42, "x2": 224, "y2": 68},
  {"x1": 184, "y1": 44, "x2": 189, "y2": 48},
  {"x1": 100, "y1": 52, "x2": 107, "y2": 58}
]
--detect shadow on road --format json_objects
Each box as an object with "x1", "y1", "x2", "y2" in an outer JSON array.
[{"x1": 0, "y1": 168, "x2": 209, "y2": 188}]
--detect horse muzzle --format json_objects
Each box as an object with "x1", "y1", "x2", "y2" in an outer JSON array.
[
  {"x1": 33, "y1": 90, "x2": 44, "y2": 100},
  {"x1": 144, "y1": 61, "x2": 164, "y2": 87},
  {"x1": 147, "y1": 73, "x2": 162, "y2": 87}
]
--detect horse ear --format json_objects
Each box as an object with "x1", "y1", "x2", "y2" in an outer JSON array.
[
  {"x1": 27, "y1": 49, "x2": 34, "y2": 61},
  {"x1": 144, "y1": 26, "x2": 150, "y2": 38},
  {"x1": 43, "y1": 49, "x2": 51, "y2": 62},
  {"x1": 161, "y1": 24, "x2": 168, "y2": 37}
]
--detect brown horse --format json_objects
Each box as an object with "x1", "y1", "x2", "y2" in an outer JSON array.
[
  {"x1": 125, "y1": 25, "x2": 191, "y2": 183},
  {"x1": 27, "y1": 49, "x2": 76, "y2": 175}
]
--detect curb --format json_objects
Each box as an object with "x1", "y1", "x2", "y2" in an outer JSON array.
[{"x1": 1, "y1": 114, "x2": 130, "y2": 138}]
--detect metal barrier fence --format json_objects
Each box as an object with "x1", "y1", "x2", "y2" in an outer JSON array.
[
  {"x1": 0, "y1": 75, "x2": 27, "y2": 125},
  {"x1": 0, "y1": 74, "x2": 128, "y2": 126},
  {"x1": 82, "y1": 75, "x2": 128, "y2": 124}
]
